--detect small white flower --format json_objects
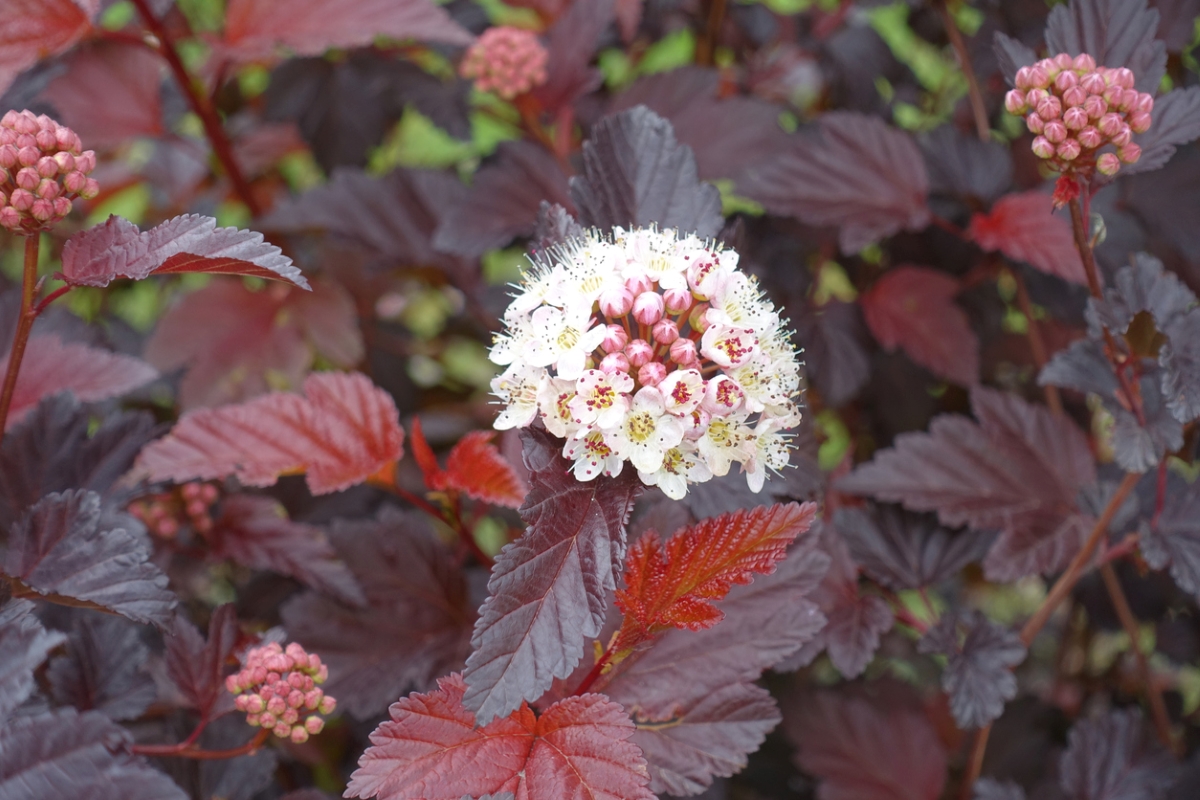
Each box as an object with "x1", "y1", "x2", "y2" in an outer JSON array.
[
  {"x1": 491, "y1": 364, "x2": 547, "y2": 430},
  {"x1": 538, "y1": 376, "x2": 581, "y2": 439},
  {"x1": 657, "y1": 368, "x2": 705, "y2": 416},
  {"x1": 564, "y1": 429, "x2": 624, "y2": 481},
  {"x1": 606, "y1": 386, "x2": 685, "y2": 473},
  {"x1": 639, "y1": 441, "x2": 712, "y2": 499},
  {"x1": 700, "y1": 324, "x2": 759, "y2": 369},
  {"x1": 569, "y1": 369, "x2": 634, "y2": 430},
  {"x1": 706, "y1": 272, "x2": 778, "y2": 331},
  {"x1": 745, "y1": 417, "x2": 793, "y2": 492},
  {"x1": 621, "y1": 228, "x2": 688, "y2": 291},
  {"x1": 697, "y1": 414, "x2": 754, "y2": 476},
  {"x1": 525, "y1": 305, "x2": 605, "y2": 381}
]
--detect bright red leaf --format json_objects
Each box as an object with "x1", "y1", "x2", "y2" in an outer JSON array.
[
  {"x1": 135, "y1": 371, "x2": 404, "y2": 495},
  {"x1": 968, "y1": 192, "x2": 1087, "y2": 285},
  {"x1": 346, "y1": 673, "x2": 653, "y2": 800},
  {"x1": 60, "y1": 214, "x2": 309, "y2": 290},
  {"x1": 217, "y1": 0, "x2": 472, "y2": 65},
  {"x1": 0, "y1": 0, "x2": 97, "y2": 96},
  {"x1": 410, "y1": 418, "x2": 528, "y2": 509},
  {"x1": 861, "y1": 265, "x2": 980, "y2": 386},
  {"x1": 3, "y1": 335, "x2": 158, "y2": 430},
  {"x1": 39, "y1": 42, "x2": 164, "y2": 148},
  {"x1": 614, "y1": 502, "x2": 818, "y2": 646}
]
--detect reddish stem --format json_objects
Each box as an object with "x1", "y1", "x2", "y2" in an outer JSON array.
[
  {"x1": 129, "y1": 0, "x2": 262, "y2": 216},
  {"x1": 934, "y1": 0, "x2": 989, "y2": 142},
  {"x1": 132, "y1": 727, "x2": 271, "y2": 760},
  {"x1": 573, "y1": 640, "x2": 618, "y2": 696},
  {"x1": 0, "y1": 236, "x2": 42, "y2": 434},
  {"x1": 34, "y1": 284, "x2": 72, "y2": 315},
  {"x1": 368, "y1": 477, "x2": 494, "y2": 568}
]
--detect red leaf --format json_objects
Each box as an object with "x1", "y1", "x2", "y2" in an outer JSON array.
[
  {"x1": 739, "y1": 112, "x2": 930, "y2": 253},
  {"x1": 968, "y1": 192, "x2": 1087, "y2": 285},
  {"x1": 39, "y1": 42, "x2": 164, "y2": 148},
  {"x1": 463, "y1": 427, "x2": 643, "y2": 724},
  {"x1": 218, "y1": 0, "x2": 472, "y2": 65},
  {"x1": 861, "y1": 266, "x2": 980, "y2": 386},
  {"x1": 60, "y1": 214, "x2": 308, "y2": 289},
  {"x1": 347, "y1": 673, "x2": 653, "y2": 800},
  {"x1": 3, "y1": 335, "x2": 158, "y2": 430},
  {"x1": 614, "y1": 502, "x2": 817, "y2": 644},
  {"x1": 0, "y1": 0, "x2": 96, "y2": 96},
  {"x1": 135, "y1": 371, "x2": 404, "y2": 495},
  {"x1": 145, "y1": 278, "x2": 361, "y2": 410},
  {"x1": 407, "y1": 417, "x2": 444, "y2": 488},
  {"x1": 208, "y1": 495, "x2": 364, "y2": 606}
]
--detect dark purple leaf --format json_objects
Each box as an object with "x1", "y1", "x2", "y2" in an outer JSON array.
[
  {"x1": 208, "y1": 495, "x2": 364, "y2": 606},
  {"x1": 569, "y1": 106, "x2": 724, "y2": 237},
  {"x1": 1086, "y1": 253, "x2": 1196, "y2": 336},
  {"x1": 46, "y1": 615, "x2": 154, "y2": 721},
  {"x1": 1045, "y1": 0, "x2": 1167, "y2": 94},
  {"x1": 463, "y1": 426, "x2": 642, "y2": 724},
  {"x1": 530, "y1": 0, "x2": 614, "y2": 112},
  {"x1": 839, "y1": 387, "x2": 1098, "y2": 581},
  {"x1": 921, "y1": 126, "x2": 1014, "y2": 205},
  {"x1": 835, "y1": 505, "x2": 990, "y2": 591},
  {"x1": 1124, "y1": 87, "x2": 1200, "y2": 176},
  {"x1": 992, "y1": 31, "x2": 1038, "y2": 86},
  {"x1": 0, "y1": 395, "x2": 160, "y2": 530},
  {"x1": 1058, "y1": 709, "x2": 1178, "y2": 800},
  {"x1": 609, "y1": 66, "x2": 792, "y2": 181},
  {"x1": 738, "y1": 112, "x2": 930, "y2": 253},
  {"x1": 0, "y1": 599, "x2": 65, "y2": 719},
  {"x1": 60, "y1": 214, "x2": 308, "y2": 289},
  {"x1": 783, "y1": 688, "x2": 948, "y2": 800},
  {"x1": 0, "y1": 708, "x2": 187, "y2": 800},
  {"x1": 1161, "y1": 309, "x2": 1200, "y2": 422},
  {"x1": 793, "y1": 300, "x2": 871, "y2": 407},
  {"x1": 0, "y1": 0, "x2": 95, "y2": 98},
  {"x1": 432, "y1": 141, "x2": 572, "y2": 258},
  {"x1": 164, "y1": 604, "x2": 238, "y2": 715},
  {"x1": 918, "y1": 610, "x2": 1026, "y2": 729},
  {"x1": 282, "y1": 510, "x2": 473, "y2": 719},
  {"x1": 598, "y1": 540, "x2": 829, "y2": 795},
  {"x1": 1141, "y1": 475, "x2": 1200, "y2": 601},
  {"x1": 531, "y1": 201, "x2": 583, "y2": 253},
  {"x1": 5, "y1": 490, "x2": 176, "y2": 627},
  {"x1": 1152, "y1": 0, "x2": 1200, "y2": 50}
]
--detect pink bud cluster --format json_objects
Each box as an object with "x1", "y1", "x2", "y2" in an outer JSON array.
[
  {"x1": 459, "y1": 26, "x2": 549, "y2": 100},
  {"x1": 129, "y1": 482, "x2": 219, "y2": 539},
  {"x1": 0, "y1": 110, "x2": 98, "y2": 233},
  {"x1": 226, "y1": 642, "x2": 336, "y2": 744},
  {"x1": 1005, "y1": 54, "x2": 1151, "y2": 177}
]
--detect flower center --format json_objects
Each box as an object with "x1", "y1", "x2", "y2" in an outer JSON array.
[{"x1": 626, "y1": 411, "x2": 656, "y2": 442}]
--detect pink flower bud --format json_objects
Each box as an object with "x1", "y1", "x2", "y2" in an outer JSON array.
[
  {"x1": 35, "y1": 129, "x2": 55, "y2": 151},
  {"x1": 687, "y1": 303, "x2": 710, "y2": 333},
  {"x1": 52, "y1": 197, "x2": 71, "y2": 218},
  {"x1": 305, "y1": 716, "x2": 325, "y2": 735},
  {"x1": 288, "y1": 690, "x2": 305, "y2": 708},
  {"x1": 13, "y1": 113, "x2": 36, "y2": 135},
  {"x1": 1043, "y1": 120, "x2": 1068, "y2": 143},
  {"x1": 1081, "y1": 72, "x2": 1107, "y2": 95},
  {"x1": 35, "y1": 156, "x2": 57, "y2": 178},
  {"x1": 663, "y1": 287, "x2": 692, "y2": 314},
  {"x1": 669, "y1": 337, "x2": 697, "y2": 366},
  {"x1": 1025, "y1": 113, "x2": 1045, "y2": 134},
  {"x1": 625, "y1": 338, "x2": 653, "y2": 367},
  {"x1": 0, "y1": 145, "x2": 16, "y2": 169},
  {"x1": 1077, "y1": 126, "x2": 1102, "y2": 148},
  {"x1": 632, "y1": 291, "x2": 664, "y2": 325},
  {"x1": 1135, "y1": 93, "x2": 1154, "y2": 113},
  {"x1": 1036, "y1": 96, "x2": 1062, "y2": 120},
  {"x1": 10, "y1": 189, "x2": 33, "y2": 211},
  {"x1": 599, "y1": 352, "x2": 630, "y2": 374},
  {"x1": 1112, "y1": 67, "x2": 1135, "y2": 89},
  {"x1": 1119, "y1": 142, "x2": 1142, "y2": 164},
  {"x1": 282, "y1": 708, "x2": 299, "y2": 725},
  {"x1": 305, "y1": 689, "x2": 323, "y2": 709},
  {"x1": 63, "y1": 171, "x2": 87, "y2": 193},
  {"x1": 1056, "y1": 138, "x2": 1081, "y2": 161},
  {"x1": 1102, "y1": 85, "x2": 1123, "y2": 107},
  {"x1": 1014, "y1": 66, "x2": 1033, "y2": 90},
  {"x1": 1054, "y1": 70, "x2": 1078, "y2": 92},
  {"x1": 30, "y1": 198, "x2": 54, "y2": 222},
  {"x1": 76, "y1": 151, "x2": 96, "y2": 173},
  {"x1": 601, "y1": 324, "x2": 628, "y2": 353},
  {"x1": 273, "y1": 722, "x2": 291, "y2": 738},
  {"x1": 259, "y1": 713, "x2": 276, "y2": 728},
  {"x1": 1004, "y1": 89, "x2": 1028, "y2": 114},
  {"x1": 1098, "y1": 112, "x2": 1124, "y2": 138},
  {"x1": 1053, "y1": 53, "x2": 1074, "y2": 71},
  {"x1": 1062, "y1": 85, "x2": 1087, "y2": 108},
  {"x1": 599, "y1": 286, "x2": 633, "y2": 317},
  {"x1": 318, "y1": 696, "x2": 337, "y2": 715},
  {"x1": 1073, "y1": 53, "x2": 1096, "y2": 72},
  {"x1": 1116, "y1": 88, "x2": 1138, "y2": 111},
  {"x1": 0, "y1": 207, "x2": 20, "y2": 230},
  {"x1": 55, "y1": 127, "x2": 77, "y2": 151},
  {"x1": 15, "y1": 133, "x2": 35, "y2": 150},
  {"x1": 267, "y1": 696, "x2": 286, "y2": 715},
  {"x1": 1111, "y1": 124, "x2": 1133, "y2": 147},
  {"x1": 1097, "y1": 152, "x2": 1121, "y2": 175},
  {"x1": 226, "y1": 675, "x2": 242, "y2": 694},
  {"x1": 81, "y1": 178, "x2": 99, "y2": 200},
  {"x1": 638, "y1": 362, "x2": 666, "y2": 386},
  {"x1": 652, "y1": 318, "x2": 679, "y2": 345},
  {"x1": 1028, "y1": 65, "x2": 1050, "y2": 89},
  {"x1": 1025, "y1": 88, "x2": 1049, "y2": 107},
  {"x1": 1031, "y1": 136, "x2": 1056, "y2": 158},
  {"x1": 625, "y1": 274, "x2": 652, "y2": 296},
  {"x1": 53, "y1": 151, "x2": 74, "y2": 172},
  {"x1": 1063, "y1": 107, "x2": 1088, "y2": 130},
  {"x1": 15, "y1": 167, "x2": 37, "y2": 190},
  {"x1": 1128, "y1": 110, "x2": 1152, "y2": 134},
  {"x1": 291, "y1": 727, "x2": 309, "y2": 744},
  {"x1": 16, "y1": 146, "x2": 37, "y2": 166},
  {"x1": 1, "y1": 110, "x2": 19, "y2": 128},
  {"x1": 1083, "y1": 95, "x2": 1107, "y2": 119}
]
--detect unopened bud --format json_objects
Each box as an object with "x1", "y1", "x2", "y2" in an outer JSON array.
[
  {"x1": 1063, "y1": 107, "x2": 1088, "y2": 131},
  {"x1": 1026, "y1": 113, "x2": 1045, "y2": 134},
  {"x1": 1098, "y1": 112, "x2": 1124, "y2": 138},
  {"x1": 1135, "y1": 93, "x2": 1154, "y2": 113},
  {"x1": 1103, "y1": 85, "x2": 1123, "y2": 107},
  {"x1": 652, "y1": 318, "x2": 679, "y2": 345},
  {"x1": 9, "y1": 189, "x2": 33, "y2": 211},
  {"x1": 1112, "y1": 67, "x2": 1135, "y2": 89},
  {"x1": 625, "y1": 338, "x2": 653, "y2": 367},
  {"x1": 36, "y1": 179, "x2": 59, "y2": 200},
  {"x1": 1077, "y1": 126, "x2": 1102, "y2": 148},
  {"x1": 669, "y1": 337, "x2": 698, "y2": 366},
  {"x1": 305, "y1": 716, "x2": 325, "y2": 735},
  {"x1": 1054, "y1": 70, "x2": 1078, "y2": 92},
  {"x1": 663, "y1": 287, "x2": 692, "y2": 314},
  {"x1": 15, "y1": 167, "x2": 37, "y2": 191},
  {"x1": 35, "y1": 156, "x2": 56, "y2": 178},
  {"x1": 1036, "y1": 96, "x2": 1062, "y2": 120},
  {"x1": 29, "y1": 198, "x2": 53, "y2": 222},
  {"x1": 599, "y1": 286, "x2": 633, "y2": 317},
  {"x1": 318, "y1": 696, "x2": 336, "y2": 715},
  {"x1": 80, "y1": 178, "x2": 99, "y2": 200},
  {"x1": 34, "y1": 129, "x2": 55, "y2": 151},
  {"x1": 638, "y1": 362, "x2": 666, "y2": 386},
  {"x1": 290, "y1": 727, "x2": 310, "y2": 744},
  {"x1": 1119, "y1": 142, "x2": 1142, "y2": 164},
  {"x1": 599, "y1": 352, "x2": 631, "y2": 374},
  {"x1": 76, "y1": 151, "x2": 96, "y2": 173},
  {"x1": 1026, "y1": 88, "x2": 1050, "y2": 108},
  {"x1": 1128, "y1": 110, "x2": 1152, "y2": 134},
  {"x1": 1062, "y1": 85, "x2": 1087, "y2": 108},
  {"x1": 632, "y1": 291, "x2": 664, "y2": 325},
  {"x1": 1111, "y1": 124, "x2": 1133, "y2": 147},
  {"x1": 1073, "y1": 53, "x2": 1096, "y2": 72},
  {"x1": 1004, "y1": 89, "x2": 1027, "y2": 115},
  {"x1": 1031, "y1": 136, "x2": 1055, "y2": 158},
  {"x1": 1082, "y1": 95, "x2": 1107, "y2": 119},
  {"x1": 1097, "y1": 152, "x2": 1121, "y2": 175},
  {"x1": 601, "y1": 323, "x2": 628, "y2": 354},
  {"x1": 1053, "y1": 53, "x2": 1074, "y2": 71},
  {"x1": 0, "y1": 207, "x2": 20, "y2": 230},
  {"x1": 1080, "y1": 72, "x2": 1107, "y2": 95},
  {"x1": 52, "y1": 197, "x2": 71, "y2": 218},
  {"x1": 624, "y1": 274, "x2": 652, "y2": 296},
  {"x1": 1057, "y1": 138, "x2": 1082, "y2": 161},
  {"x1": 63, "y1": 171, "x2": 87, "y2": 193},
  {"x1": 1043, "y1": 120, "x2": 1068, "y2": 144},
  {"x1": 687, "y1": 303, "x2": 710, "y2": 333},
  {"x1": 16, "y1": 146, "x2": 37, "y2": 166},
  {"x1": 1014, "y1": 66, "x2": 1033, "y2": 90},
  {"x1": 1027, "y1": 65, "x2": 1050, "y2": 89}
]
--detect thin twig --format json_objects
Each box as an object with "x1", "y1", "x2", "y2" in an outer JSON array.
[
  {"x1": 696, "y1": 0, "x2": 728, "y2": 67},
  {"x1": 960, "y1": 725, "x2": 991, "y2": 800},
  {"x1": 934, "y1": 0, "x2": 989, "y2": 142},
  {"x1": 129, "y1": 0, "x2": 262, "y2": 216},
  {"x1": 1099, "y1": 562, "x2": 1176, "y2": 750},
  {"x1": 1011, "y1": 268, "x2": 1064, "y2": 415},
  {"x1": 132, "y1": 728, "x2": 271, "y2": 760},
  {"x1": 0, "y1": 236, "x2": 41, "y2": 433}
]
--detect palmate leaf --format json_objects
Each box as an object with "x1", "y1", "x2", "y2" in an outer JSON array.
[
  {"x1": 918, "y1": 611, "x2": 1026, "y2": 730},
  {"x1": 47, "y1": 615, "x2": 155, "y2": 721},
  {"x1": 409, "y1": 419, "x2": 528, "y2": 510},
  {"x1": 1058, "y1": 710, "x2": 1178, "y2": 800},
  {"x1": 860, "y1": 265, "x2": 980, "y2": 386},
  {"x1": 968, "y1": 192, "x2": 1088, "y2": 285},
  {"x1": 135, "y1": 371, "x2": 404, "y2": 495},
  {"x1": 0, "y1": 599, "x2": 65, "y2": 719},
  {"x1": 0, "y1": 0, "x2": 96, "y2": 96},
  {"x1": 613, "y1": 502, "x2": 817, "y2": 646},
  {"x1": 165, "y1": 604, "x2": 238, "y2": 715},
  {"x1": 463, "y1": 427, "x2": 642, "y2": 724},
  {"x1": 60, "y1": 214, "x2": 309, "y2": 290},
  {"x1": 346, "y1": 673, "x2": 653, "y2": 800},
  {"x1": 598, "y1": 542, "x2": 829, "y2": 795},
  {"x1": 0, "y1": 708, "x2": 187, "y2": 800},
  {"x1": 1, "y1": 335, "x2": 158, "y2": 430},
  {"x1": 5, "y1": 490, "x2": 175, "y2": 627},
  {"x1": 1140, "y1": 473, "x2": 1200, "y2": 602},
  {"x1": 738, "y1": 112, "x2": 930, "y2": 253}
]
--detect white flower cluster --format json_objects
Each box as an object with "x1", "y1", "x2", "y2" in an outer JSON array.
[{"x1": 489, "y1": 227, "x2": 802, "y2": 499}]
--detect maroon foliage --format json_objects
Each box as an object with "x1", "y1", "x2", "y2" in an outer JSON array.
[
  {"x1": 0, "y1": 599, "x2": 65, "y2": 717},
  {"x1": 165, "y1": 603, "x2": 238, "y2": 715},
  {"x1": 0, "y1": 0, "x2": 96, "y2": 96},
  {"x1": 968, "y1": 192, "x2": 1087, "y2": 285},
  {"x1": 39, "y1": 42, "x2": 164, "y2": 148}
]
